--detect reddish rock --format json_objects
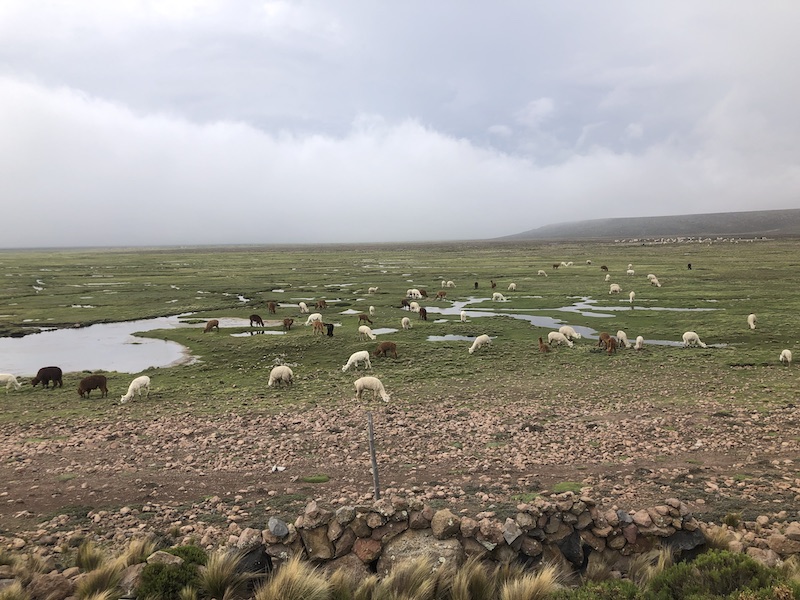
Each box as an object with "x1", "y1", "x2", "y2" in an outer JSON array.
[{"x1": 353, "y1": 538, "x2": 382, "y2": 563}]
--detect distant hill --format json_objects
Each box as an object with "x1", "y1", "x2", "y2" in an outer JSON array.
[{"x1": 502, "y1": 208, "x2": 800, "y2": 240}]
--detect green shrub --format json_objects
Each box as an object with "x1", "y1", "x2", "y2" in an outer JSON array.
[
  {"x1": 551, "y1": 579, "x2": 641, "y2": 599},
  {"x1": 165, "y1": 545, "x2": 208, "y2": 566},
  {"x1": 644, "y1": 550, "x2": 780, "y2": 600},
  {"x1": 136, "y1": 562, "x2": 200, "y2": 600}
]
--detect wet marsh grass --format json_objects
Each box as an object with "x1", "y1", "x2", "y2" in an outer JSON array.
[{"x1": 0, "y1": 240, "x2": 798, "y2": 425}]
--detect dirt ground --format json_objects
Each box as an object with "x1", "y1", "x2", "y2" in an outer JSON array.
[{"x1": 2, "y1": 391, "x2": 798, "y2": 539}]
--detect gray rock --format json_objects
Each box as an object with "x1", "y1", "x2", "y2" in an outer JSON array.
[{"x1": 268, "y1": 516, "x2": 289, "y2": 538}]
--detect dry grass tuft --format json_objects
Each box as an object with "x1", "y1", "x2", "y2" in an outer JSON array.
[
  {"x1": 498, "y1": 564, "x2": 563, "y2": 600},
  {"x1": 76, "y1": 540, "x2": 106, "y2": 572},
  {"x1": 450, "y1": 556, "x2": 496, "y2": 600},
  {"x1": 702, "y1": 524, "x2": 733, "y2": 551},
  {"x1": 74, "y1": 562, "x2": 123, "y2": 600},
  {"x1": 0, "y1": 581, "x2": 29, "y2": 600},
  {"x1": 116, "y1": 537, "x2": 157, "y2": 568},
  {"x1": 372, "y1": 556, "x2": 439, "y2": 600},
  {"x1": 627, "y1": 547, "x2": 673, "y2": 588},
  {"x1": 198, "y1": 549, "x2": 251, "y2": 600},
  {"x1": 254, "y1": 555, "x2": 329, "y2": 600}
]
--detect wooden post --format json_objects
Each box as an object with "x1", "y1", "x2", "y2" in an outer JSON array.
[{"x1": 367, "y1": 411, "x2": 380, "y2": 500}]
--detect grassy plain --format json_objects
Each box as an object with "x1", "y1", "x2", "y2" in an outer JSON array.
[{"x1": 0, "y1": 239, "x2": 798, "y2": 526}]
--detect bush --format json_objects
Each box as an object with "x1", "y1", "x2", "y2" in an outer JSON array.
[
  {"x1": 137, "y1": 562, "x2": 200, "y2": 600},
  {"x1": 552, "y1": 579, "x2": 641, "y2": 599},
  {"x1": 644, "y1": 550, "x2": 780, "y2": 600},
  {"x1": 165, "y1": 545, "x2": 208, "y2": 566}
]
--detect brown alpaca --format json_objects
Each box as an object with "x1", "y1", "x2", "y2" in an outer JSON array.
[
  {"x1": 600, "y1": 265, "x2": 609, "y2": 272},
  {"x1": 249, "y1": 314, "x2": 264, "y2": 327},
  {"x1": 282, "y1": 318, "x2": 294, "y2": 331},
  {"x1": 552, "y1": 263, "x2": 560, "y2": 269},
  {"x1": 436, "y1": 290, "x2": 447, "y2": 299},
  {"x1": 606, "y1": 337, "x2": 618, "y2": 355},
  {"x1": 312, "y1": 320, "x2": 325, "y2": 335},
  {"x1": 418, "y1": 307, "x2": 427, "y2": 320},
  {"x1": 538, "y1": 337, "x2": 550, "y2": 353},
  {"x1": 598, "y1": 332, "x2": 611, "y2": 348},
  {"x1": 490, "y1": 279, "x2": 497, "y2": 289},
  {"x1": 400, "y1": 299, "x2": 411, "y2": 309},
  {"x1": 315, "y1": 299, "x2": 327, "y2": 310},
  {"x1": 268, "y1": 301, "x2": 277, "y2": 314},
  {"x1": 358, "y1": 313, "x2": 373, "y2": 325},
  {"x1": 373, "y1": 341, "x2": 398, "y2": 359},
  {"x1": 203, "y1": 319, "x2": 219, "y2": 333}
]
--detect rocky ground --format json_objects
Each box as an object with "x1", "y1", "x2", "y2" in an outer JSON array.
[{"x1": 1, "y1": 390, "x2": 798, "y2": 553}]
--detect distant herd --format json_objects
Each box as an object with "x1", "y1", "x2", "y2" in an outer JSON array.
[{"x1": 1, "y1": 262, "x2": 794, "y2": 403}]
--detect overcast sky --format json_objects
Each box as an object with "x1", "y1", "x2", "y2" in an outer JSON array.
[{"x1": 2, "y1": 1, "x2": 799, "y2": 247}]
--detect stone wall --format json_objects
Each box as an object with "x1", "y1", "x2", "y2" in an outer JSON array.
[{"x1": 226, "y1": 492, "x2": 800, "y2": 577}]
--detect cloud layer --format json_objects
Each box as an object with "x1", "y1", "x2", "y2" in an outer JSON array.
[{"x1": 1, "y1": 2, "x2": 798, "y2": 247}]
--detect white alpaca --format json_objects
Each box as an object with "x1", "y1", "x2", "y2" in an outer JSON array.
[
  {"x1": 566, "y1": 261, "x2": 574, "y2": 267},
  {"x1": 650, "y1": 277, "x2": 662, "y2": 287},
  {"x1": 369, "y1": 305, "x2": 376, "y2": 317},
  {"x1": 446, "y1": 280, "x2": 456, "y2": 288},
  {"x1": 441, "y1": 280, "x2": 447, "y2": 288},
  {"x1": 492, "y1": 292, "x2": 506, "y2": 301},
  {"x1": 401, "y1": 316, "x2": 412, "y2": 330},
  {"x1": 0, "y1": 374, "x2": 22, "y2": 393},
  {"x1": 634, "y1": 336, "x2": 645, "y2": 350},
  {"x1": 342, "y1": 350, "x2": 372, "y2": 372},
  {"x1": 120, "y1": 375, "x2": 151, "y2": 404},
  {"x1": 629, "y1": 291, "x2": 636, "y2": 304},
  {"x1": 628, "y1": 263, "x2": 633, "y2": 270},
  {"x1": 558, "y1": 325, "x2": 582, "y2": 340},
  {"x1": 560, "y1": 261, "x2": 568, "y2": 267},
  {"x1": 468, "y1": 334, "x2": 492, "y2": 354},
  {"x1": 609, "y1": 284, "x2": 621, "y2": 294},
  {"x1": 780, "y1": 349, "x2": 792, "y2": 366},
  {"x1": 586, "y1": 260, "x2": 592, "y2": 265},
  {"x1": 547, "y1": 331, "x2": 574, "y2": 348},
  {"x1": 646, "y1": 274, "x2": 657, "y2": 281},
  {"x1": 460, "y1": 310, "x2": 467, "y2": 322},
  {"x1": 747, "y1": 313, "x2": 757, "y2": 330},
  {"x1": 626, "y1": 269, "x2": 635, "y2": 276},
  {"x1": 616, "y1": 330, "x2": 631, "y2": 349},
  {"x1": 406, "y1": 288, "x2": 422, "y2": 299},
  {"x1": 368, "y1": 287, "x2": 379, "y2": 294},
  {"x1": 605, "y1": 273, "x2": 611, "y2": 282},
  {"x1": 537, "y1": 270, "x2": 547, "y2": 277},
  {"x1": 507, "y1": 283, "x2": 517, "y2": 291},
  {"x1": 305, "y1": 313, "x2": 323, "y2": 326},
  {"x1": 358, "y1": 325, "x2": 377, "y2": 340},
  {"x1": 354, "y1": 376, "x2": 390, "y2": 402},
  {"x1": 268, "y1": 365, "x2": 294, "y2": 387},
  {"x1": 409, "y1": 301, "x2": 420, "y2": 313},
  {"x1": 682, "y1": 331, "x2": 708, "y2": 348},
  {"x1": 298, "y1": 301, "x2": 309, "y2": 313}
]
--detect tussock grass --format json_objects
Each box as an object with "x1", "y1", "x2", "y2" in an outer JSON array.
[
  {"x1": 627, "y1": 547, "x2": 673, "y2": 588},
  {"x1": 703, "y1": 524, "x2": 733, "y2": 551},
  {"x1": 0, "y1": 581, "x2": 29, "y2": 600},
  {"x1": 116, "y1": 537, "x2": 157, "y2": 568},
  {"x1": 498, "y1": 564, "x2": 563, "y2": 600},
  {"x1": 74, "y1": 562, "x2": 123, "y2": 600},
  {"x1": 449, "y1": 556, "x2": 496, "y2": 600},
  {"x1": 254, "y1": 556, "x2": 329, "y2": 600},
  {"x1": 372, "y1": 556, "x2": 440, "y2": 599},
  {"x1": 198, "y1": 549, "x2": 251, "y2": 600},
  {"x1": 76, "y1": 540, "x2": 106, "y2": 571}
]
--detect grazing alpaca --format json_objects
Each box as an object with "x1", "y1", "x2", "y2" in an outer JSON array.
[
  {"x1": 597, "y1": 332, "x2": 612, "y2": 349},
  {"x1": 538, "y1": 337, "x2": 550, "y2": 353},
  {"x1": 312, "y1": 320, "x2": 325, "y2": 335},
  {"x1": 268, "y1": 301, "x2": 277, "y2": 314},
  {"x1": 315, "y1": 299, "x2": 328, "y2": 310},
  {"x1": 268, "y1": 365, "x2": 294, "y2": 387},
  {"x1": 373, "y1": 341, "x2": 398, "y2": 359},
  {"x1": 203, "y1": 319, "x2": 219, "y2": 333},
  {"x1": 78, "y1": 375, "x2": 108, "y2": 398},
  {"x1": 282, "y1": 318, "x2": 294, "y2": 330},
  {"x1": 401, "y1": 316, "x2": 412, "y2": 330},
  {"x1": 369, "y1": 305, "x2": 376, "y2": 317},
  {"x1": 358, "y1": 325, "x2": 377, "y2": 340},
  {"x1": 0, "y1": 374, "x2": 22, "y2": 393},
  {"x1": 31, "y1": 366, "x2": 63, "y2": 388},
  {"x1": 324, "y1": 323, "x2": 334, "y2": 337},
  {"x1": 400, "y1": 299, "x2": 411, "y2": 310},
  {"x1": 418, "y1": 307, "x2": 427, "y2": 320},
  {"x1": 600, "y1": 265, "x2": 608, "y2": 272},
  {"x1": 120, "y1": 375, "x2": 150, "y2": 404},
  {"x1": 342, "y1": 350, "x2": 372, "y2": 372},
  {"x1": 354, "y1": 376, "x2": 391, "y2": 402},
  {"x1": 474, "y1": 281, "x2": 478, "y2": 289},
  {"x1": 249, "y1": 314, "x2": 264, "y2": 327},
  {"x1": 747, "y1": 313, "x2": 757, "y2": 330},
  {"x1": 491, "y1": 279, "x2": 497, "y2": 289},
  {"x1": 605, "y1": 337, "x2": 618, "y2": 355},
  {"x1": 436, "y1": 290, "x2": 447, "y2": 299},
  {"x1": 358, "y1": 313, "x2": 373, "y2": 325}
]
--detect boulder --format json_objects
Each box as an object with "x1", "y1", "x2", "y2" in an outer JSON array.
[{"x1": 26, "y1": 573, "x2": 74, "y2": 600}]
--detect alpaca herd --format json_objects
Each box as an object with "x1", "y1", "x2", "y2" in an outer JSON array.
[{"x1": 3, "y1": 260, "x2": 793, "y2": 412}]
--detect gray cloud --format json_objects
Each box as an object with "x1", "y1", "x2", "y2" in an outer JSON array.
[{"x1": 1, "y1": 1, "x2": 799, "y2": 247}]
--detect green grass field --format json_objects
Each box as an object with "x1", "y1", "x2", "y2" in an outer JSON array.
[{"x1": 0, "y1": 239, "x2": 798, "y2": 423}]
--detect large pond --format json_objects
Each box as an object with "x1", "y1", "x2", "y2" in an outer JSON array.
[{"x1": 0, "y1": 315, "x2": 204, "y2": 376}]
